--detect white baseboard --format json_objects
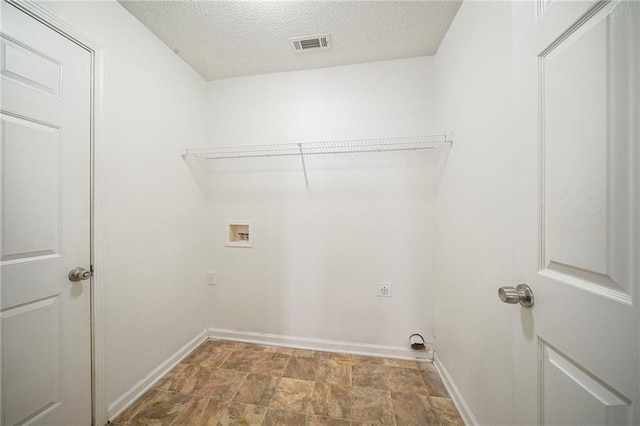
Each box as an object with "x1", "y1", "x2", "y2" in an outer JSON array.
[
  {"x1": 207, "y1": 327, "x2": 433, "y2": 361},
  {"x1": 107, "y1": 330, "x2": 208, "y2": 421},
  {"x1": 433, "y1": 353, "x2": 478, "y2": 426}
]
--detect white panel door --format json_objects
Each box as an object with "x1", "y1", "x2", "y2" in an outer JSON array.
[
  {"x1": 512, "y1": 1, "x2": 639, "y2": 425},
  {"x1": 0, "y1": 2, "x2": 92, "y2": 425}
]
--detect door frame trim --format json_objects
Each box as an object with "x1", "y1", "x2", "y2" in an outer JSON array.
[{"x1": 4, "y1": 1, "x2": 108, "y2": 424}]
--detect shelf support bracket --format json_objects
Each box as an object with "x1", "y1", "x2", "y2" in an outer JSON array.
[{"x1": 297, "y1": 143, "x2": 309, "y2": 187}]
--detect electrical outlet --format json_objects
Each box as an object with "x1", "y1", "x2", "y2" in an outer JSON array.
[
  {"x1": 377, "y1": 282, "x2": 392, "y2": 297},
  {"x1": 207, "y1": 271, "x2": 217, "y2": 286}
]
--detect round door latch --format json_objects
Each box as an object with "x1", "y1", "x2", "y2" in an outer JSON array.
[
  {"x1": 69, "y1": 267, "x2": 91, "y2": 282},
  {"x1": 498, "y1": 283, "x2": 534, "y2": 308}
]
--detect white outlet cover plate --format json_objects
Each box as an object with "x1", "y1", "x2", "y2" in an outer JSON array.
[
  {"x1": 378, "y1": 282, "x2": 392, "y2": 297},
  {"x1": 208, "y1": 271, "x2": 217, "y2": 285}
]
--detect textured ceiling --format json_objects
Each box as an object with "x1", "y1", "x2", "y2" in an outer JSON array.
[{"x1": 119, "y1": 1, "x2": 462, "y2": 81}]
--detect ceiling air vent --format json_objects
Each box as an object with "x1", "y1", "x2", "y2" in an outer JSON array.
[{"x1": 289, "y1": 34, "x2": 331, "y2": 53}]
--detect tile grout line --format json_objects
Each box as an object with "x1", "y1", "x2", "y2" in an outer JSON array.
[
  {"x1": 184, "y1": 345, "x2": 241, "y2": 424},
  {"x1": 417, "y1": 362, "x2": 446, "y2": 424},
  {"x1": 311, "y1": 352, "x2": 322, "y2": 419},
  {"x1": 170, "y1": 346, "x2": 218, "y2": 425},
  {"x1": 262, "y1": 348, "x2": 288, "y2": 425},
  {"x1": 220, "y1": 345, "x2": 270, "y2": 424}
]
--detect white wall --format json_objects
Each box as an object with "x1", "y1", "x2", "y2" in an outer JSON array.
[
  {"x1": 204, "y1": 57, "x2": 438, "y2": 348},
  {"x1": 433, "y1": 1, "x2": 515, "y2": 424},
  {"x1": 37, "y1": 0, "x2": 210, "y2": 408}
]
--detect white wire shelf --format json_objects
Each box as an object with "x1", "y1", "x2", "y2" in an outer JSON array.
[{"x1": 182, "y1": 135, "x2": 452, "y2": 186}]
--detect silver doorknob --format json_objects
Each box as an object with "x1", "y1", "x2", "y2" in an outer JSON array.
[
  {"x1": 498, "y1": 283, "x2": 534, "y2": 308},
  {"x1": 68, "y1": 267, "x2": 91, "y2": 282}
]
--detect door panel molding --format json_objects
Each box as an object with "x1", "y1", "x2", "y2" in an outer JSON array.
[
  {"x1": 539, "y1": 265, "x2": 631, "y2": 306},
  {"x1": 537, "y1": 0, "x2": 636, "y2": 306},
  {"x1": 3, "y1": 1, "x2": 107, "y2": 424},
  {"x1": 538, "y1": 339, "x2": 631, "y2": 426},
  {"x1": 0, "y1": 33, "x2": 62, "y2": 98},
  {"x1": 1, "y1": 111, "x2": 63, "y2": 265},
  {"x1": 1, "y1": 295, "x2": 62, "y2": 425}
]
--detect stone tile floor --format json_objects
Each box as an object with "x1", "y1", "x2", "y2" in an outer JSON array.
[{"x1": 111, "y1": 340, "x2": 464, "y2": 425}]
